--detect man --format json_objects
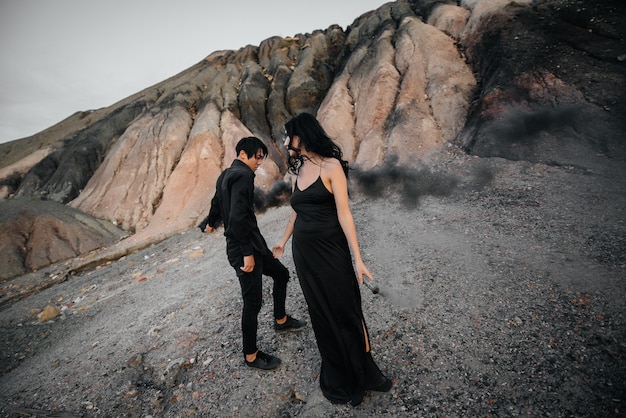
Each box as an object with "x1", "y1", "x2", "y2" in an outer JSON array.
[{"x1": 199, "y1": 136, "x2": 305, "y2": 370}]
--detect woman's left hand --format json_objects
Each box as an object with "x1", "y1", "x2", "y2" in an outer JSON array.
[
  {"x1": 355, "y1": 260, "x2": 373, "y2": 285},
  {"x1": 272, "y1": 244, "x2": 284, "y2": 258}
]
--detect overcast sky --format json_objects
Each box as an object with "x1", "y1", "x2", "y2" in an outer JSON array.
[{"x1": 0, "y1": 1, "x2": 385, "y2": 144}]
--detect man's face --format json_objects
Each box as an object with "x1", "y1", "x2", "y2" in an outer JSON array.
[{"x1": 240, "y1": 149, "x2": 265, "y2": 171}]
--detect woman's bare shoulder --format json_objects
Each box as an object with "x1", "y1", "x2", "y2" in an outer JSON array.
[
  {"x1": 323, "y1": 158, "x2": 343, "y2": 170},
  {"x1": 322, "y1": 158, "x2": 347, "y2": 183}
]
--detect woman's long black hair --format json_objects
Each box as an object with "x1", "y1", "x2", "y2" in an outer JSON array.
[{"x1": 284, "y1": 113, "x2": 349, "y2": 177}]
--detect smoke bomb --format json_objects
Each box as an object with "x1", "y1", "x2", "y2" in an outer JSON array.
[{"x1": 363, "y1": 276, "x2": 379, "y2": 294}]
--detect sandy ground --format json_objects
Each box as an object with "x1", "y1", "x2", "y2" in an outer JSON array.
[{"x1": 1, "y1": 150, "x2": 625, "y2": 417}]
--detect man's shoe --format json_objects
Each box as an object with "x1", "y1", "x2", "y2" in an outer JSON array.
[
  {"x1": 244, "y1": 351, "x2": 281, "y2": 370},
  {"x1": 274, "y1": 315, "x2": 306, "y2": 332}
]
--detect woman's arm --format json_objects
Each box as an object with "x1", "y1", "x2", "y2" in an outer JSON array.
[
  {"x1": 273, "y1": 178, "x2": 298, "y2": 258},
  {"x1": 273, "y1": 209, "x2": 297, "y2": 258},
  {"x1": 326, "y1": 160, "x2": 373, "y2": 284}
]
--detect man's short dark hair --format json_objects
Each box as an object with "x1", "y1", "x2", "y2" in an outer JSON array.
[{"x1": 237, "y1": 137, "x2": 268, "y2": 159}]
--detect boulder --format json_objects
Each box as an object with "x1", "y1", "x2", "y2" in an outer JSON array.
[
  {"x1": 0, "y1": 198, "x2": 126, "y2": 281},
  {"x1": 70, "y1": 103, "x2": 192, "y2": 232}
]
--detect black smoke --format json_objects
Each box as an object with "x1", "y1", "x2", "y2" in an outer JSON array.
[
  {"x1": 254, "y1": 180, "x2": 292, "y2": 213},
  {"x1": 484, "y1": 104, "x2": 583, "y2": 143},
  {"x1": 351, "y1": 154, "x2": 468, "y2": 208},
  {"x1": 468, "y1": 164, "x2": 495, "y2": 190},
  {"x1": 253, "y1": 155, "x2": 494, "y2": 211},
  {"x1": 0, "y1": 172, "x2": 22, "y2": 196}
]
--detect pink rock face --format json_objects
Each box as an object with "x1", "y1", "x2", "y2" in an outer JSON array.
[
  {"x1": 319, "y1": 16, "x2": 475, "y2": 169},
  {"x1": 70, "y1": 104, "x2": 193, "y2": 232},
  {"x1": 0, "y1": 199, "x2": 126, "y2": 280},
  {"x1": 146, "y1": 129, "x2": 222, "y2": 236},
  {"x1": 142, "y1": 109, "x2": 280, "y2": 238},
  {"x1": 390, "y1": 18, "x2": 475, "y2": 162},
  {"x1": 427, "y1": 4, "x2": 471, "y2": 40}
]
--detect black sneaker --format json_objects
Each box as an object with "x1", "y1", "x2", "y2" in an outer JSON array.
[
  {"x1": 244, "y1": 351, "x2": 281, "y2": 370},
  {"x1": 274, "y1": 315, "x2": 306, "y2": 332}
]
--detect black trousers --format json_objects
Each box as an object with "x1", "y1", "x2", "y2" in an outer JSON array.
[{"x1": 227, "y1": 246, "x2": 290, "y2": 355}]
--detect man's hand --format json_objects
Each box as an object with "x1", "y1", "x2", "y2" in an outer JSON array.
[
  {"x1": 240, "y1": 255, "x2": 255, "y2": 272},
  {"x1": 205, "y1": 226, "x2": 215, "y2": 234}
]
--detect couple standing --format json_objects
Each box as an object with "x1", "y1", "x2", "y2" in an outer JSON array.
[{"x1": 199, "y1": 113, "x2": 392, "y2": 405}]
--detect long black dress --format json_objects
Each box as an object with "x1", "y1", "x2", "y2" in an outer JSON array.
[{"x1": 291, "y1": 176, "x2": 389, "y2": 405}]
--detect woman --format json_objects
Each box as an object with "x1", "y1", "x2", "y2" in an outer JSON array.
[{"x1": 273, "y1": 113, "x2": 392, "y2": 405}]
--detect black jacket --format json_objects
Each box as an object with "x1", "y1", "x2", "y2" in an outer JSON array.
[{"x1": 199, "y1": 159, "x2": 269, "y2": 256}]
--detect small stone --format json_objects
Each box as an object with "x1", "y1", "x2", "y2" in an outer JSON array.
[
  {"x1": 188, "y1": 248, "x2": 204, "y2": 259},
  {"x1": 127, "y1": 354, "x2": 143, "y2": 369},
  {"x1": 38, "y1": 305, "x2": 60, "y2": 322}
]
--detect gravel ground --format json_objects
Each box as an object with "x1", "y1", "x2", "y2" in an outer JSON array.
[{"x1": 0, "y1": 150, "x2": 625, "y2": 417}]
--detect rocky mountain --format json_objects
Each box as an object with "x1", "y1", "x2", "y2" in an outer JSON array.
[{"x1": 0, "y1": 0, "x2": 624, "y2": 282}]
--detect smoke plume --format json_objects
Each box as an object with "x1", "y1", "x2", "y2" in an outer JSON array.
[
  {"x1": 485, "y1": 104, "x2": 583, "y2": 143},
  {"x1": 351, "y1": 154, "x2": 460, "y2": 208},
  {"x1": 254, "y1": 155, "x2": 494, "y2": 212},
  {"x1": 254, "y1": 180, "x2": 292, "y2": 213}
]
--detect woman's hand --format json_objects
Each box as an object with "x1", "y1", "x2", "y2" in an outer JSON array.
[
  {"x1": 274, "y1": 209, "x2": 296, "y2": 259},
  {"x1": 355, "y1": 260, "x2": 373, "y2": 285},
  {"x1": 272, "y1": 244, "x2": 284, "y2": 259}
]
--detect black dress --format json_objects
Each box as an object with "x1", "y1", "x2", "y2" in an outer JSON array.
[{"x1": 291, "y1": 176, "x2": 389, "y2": 405}]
